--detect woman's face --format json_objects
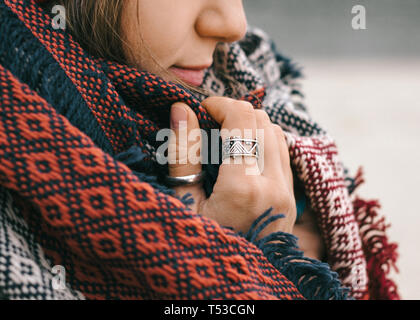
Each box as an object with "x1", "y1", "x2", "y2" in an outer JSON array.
[{"x1": 121, "y1": 0, "x2": 247, "y2": 86}]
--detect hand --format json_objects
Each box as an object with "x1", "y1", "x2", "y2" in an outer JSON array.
[{"x1": 168, "y1": 97, "x2": 297, "y2": 239}]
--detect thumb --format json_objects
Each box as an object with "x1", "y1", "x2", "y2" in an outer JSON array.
[{"x1": 168, "y1": 102, "x2": 202, "y2": 178}]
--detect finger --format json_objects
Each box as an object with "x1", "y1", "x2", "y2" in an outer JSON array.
[
  {"x1": 168, "y1": 102, "x2": 202, "y2": 178},
  {"x1": 201, "y1": 97, "x2": 259, "y2": 174},
  {"x1": 201, "y1": 97, "x2": 256, "y2": 140},
  {"x1": 254, "y1": 110, "x2": 282, "y2": 177}
]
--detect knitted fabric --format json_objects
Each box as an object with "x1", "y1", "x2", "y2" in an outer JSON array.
[{"x1": 0, "y1": 0, "x2": 399, "y2": 300}]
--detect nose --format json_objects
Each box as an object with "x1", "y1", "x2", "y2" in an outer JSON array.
[{"x1": 196, "y1": 0, "x2": 248, "y2": 43}]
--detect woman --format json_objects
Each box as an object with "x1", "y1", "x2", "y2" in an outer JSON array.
[{"x1": 0, "y1": 0, "x2": 399, "y2": 300}]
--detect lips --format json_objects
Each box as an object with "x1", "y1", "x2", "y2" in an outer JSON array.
[{"x1": 169, "y1": 65, "x2": 209, "y2": 87}]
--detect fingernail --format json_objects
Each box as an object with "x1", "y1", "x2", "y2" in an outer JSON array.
[{"x1": 170, "y1": 104, "x2": 188, "y2": 129}]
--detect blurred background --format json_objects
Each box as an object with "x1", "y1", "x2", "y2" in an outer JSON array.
[{"x1": 244, "y1": 0, "x2": 420, "y2": 299}]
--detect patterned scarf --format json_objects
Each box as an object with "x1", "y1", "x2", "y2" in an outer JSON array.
[{"x1": 0, "y1": 0, "x2": 399, "y2": 300}]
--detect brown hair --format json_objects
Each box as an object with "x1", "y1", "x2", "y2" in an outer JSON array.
[
  {"x1": 49, "y1": 0, "x2": 248, "y2": 98},
  {"x1": 62, "y1": 0, "x2": 127, "y2": 64}
]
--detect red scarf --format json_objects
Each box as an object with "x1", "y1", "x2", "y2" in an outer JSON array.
[{"x1": 0, "y1": 0, "x2": 399, "y2": 299}]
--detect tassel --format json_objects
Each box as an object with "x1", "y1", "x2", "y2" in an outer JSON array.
[
  {"x1": 177, "y1": 192, "x2": 196, "y2": 208},
  {"x1": 240, "y1": 209, "x2": 350, "y2": 300},
  {"x1": 353, "y1": 197, "x2": 400, "y2": 300},
  {"x1": 347, "y1": 166, "x2": 365, "y2": 195}
]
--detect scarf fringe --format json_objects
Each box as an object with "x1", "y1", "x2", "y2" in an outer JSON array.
[
  {"x1": 346, "y1": 167, "x2": 365, "y2": 195},
  {"x1": 348, "y1": 167, "x2": 401, "y2": 300},
  {"x1": 351, "y1": 167, "x2": 400, "y2": 300},
  {"x1": 353, "y1": 197, "x2": 400, "y2": 300},
  {"x1": 240, "y1": 209, "x2": 350, "y2": 300}
]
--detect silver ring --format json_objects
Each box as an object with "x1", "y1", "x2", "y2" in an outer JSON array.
[
  {"x1": 222, "y1": 136, "x2": 259, "y2": 161},
  {"x1": 164, "y1": 171, "x2": 205, "y2": 187}
]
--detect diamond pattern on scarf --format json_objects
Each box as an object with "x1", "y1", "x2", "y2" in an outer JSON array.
[{"x1": 0, "y1": 0, "x2": 400, "y2": 300}]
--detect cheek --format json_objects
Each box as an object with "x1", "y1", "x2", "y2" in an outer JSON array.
[
  {"x1": 120, "y1": 0, "x2": 196, "y2": 71},
  {"x1": 141, "y1": 27, "x2": 182, "y2": 66},
  {"x1": 137, "y1": 20, "x2": 190, "y2": 67}
]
